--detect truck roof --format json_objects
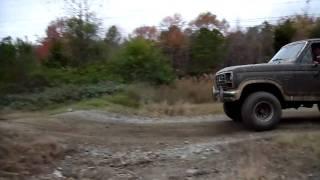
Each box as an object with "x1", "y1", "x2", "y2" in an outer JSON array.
[
  {"x1": 283, "y1": 39, "x2": 320, "y2": 48},
  {"x1": 290, "y1": 38, "x2": 320, "y2": 44}
]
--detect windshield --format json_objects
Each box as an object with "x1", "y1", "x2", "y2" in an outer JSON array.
[{"x1": 269, "y1": 42, "x2": 306, "y2": 64}]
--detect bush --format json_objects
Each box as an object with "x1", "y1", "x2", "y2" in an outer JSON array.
[
  {"x1": 42, "y1": 64, "x2": 117, "y2": 85},
  {"x1": 0, "y1": 82, "x2": 122, "y2": 110},
  {"x1": 0, "y1": 61, "x2": 125, "y2": 95},
  {"x1": 110, "y1": 38, "x2": 175, "y2": 84},
  {"x1": 0, "y1": 37, "x2": 40, "y2": 93}
]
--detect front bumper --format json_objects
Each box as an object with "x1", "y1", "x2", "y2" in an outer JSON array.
[{"x1": 213, "y1": 87, "x2": 239, "y2": 102}]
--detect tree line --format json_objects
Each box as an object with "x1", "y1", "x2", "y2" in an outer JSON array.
[{"x1": 1, "y1": 1, "x2": 320, "y2": 94}]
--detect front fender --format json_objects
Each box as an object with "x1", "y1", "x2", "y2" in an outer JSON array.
[{"x1": 237, "y1": 79, "x2": 288, "y2": 100}]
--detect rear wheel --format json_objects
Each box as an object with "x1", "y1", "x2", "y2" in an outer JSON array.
[
  {"x1": 223, "y1": 102, "x2": 242, "y2": 122},
  {"x1": 241, "y1": 92, "x2": 281, "y2": 131}
]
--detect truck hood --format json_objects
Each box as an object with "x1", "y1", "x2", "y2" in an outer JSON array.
[{"x1": 217, "y1": 63, "x2": 295, "y2": 74}]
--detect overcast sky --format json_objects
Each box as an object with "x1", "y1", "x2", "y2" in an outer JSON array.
[{"x1": 0, "y1": 0, "x2": 319, "y2": 42}]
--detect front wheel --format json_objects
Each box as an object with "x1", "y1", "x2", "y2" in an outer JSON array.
[
  {"x1": 223, "y1": 102, "x2": 242, "y2": 122},
  {"x1": 241, "y1": 92, "x2": 282, "y2": 131}
]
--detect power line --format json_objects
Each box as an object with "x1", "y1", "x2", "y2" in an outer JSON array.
[
  {"x1": 1, "y1": 0, "x2": 320, "y2": 24},
  {"x1": 1, "y1": 13, "x2": 319, "y2": 27},
  {"x1": 274, "y1": 0, "x2": 320, "y2": 4},
  {"x1": 227, "y1": 13, "x2": 320, "y2": 25}
]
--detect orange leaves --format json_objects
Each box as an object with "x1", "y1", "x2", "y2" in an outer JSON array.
[
  {"x1": 160, "y1": 13, "x2": 185, "y2": 30},
  {"x1": 133, "y1": 26, "x2": 159, "y2": 41},
  {"x1": 35, "y1": 40, "x2": 51, "y2": 60},
  {"x1": 190, "y1": 12, "x2": 229, "y2": 32},
  {"x1": 159, "y1": 14, "x2": 188, "y2": 49},
  {"x1": 36, "y1": 19, "x2": 66, "y2": 60},
  {"x1": 161, "y1": 26, "x2": 187, "y2": 49}
]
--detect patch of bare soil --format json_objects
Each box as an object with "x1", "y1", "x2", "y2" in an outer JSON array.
[{"x1": 0, "y1": 109, "x2": 320, "y2": 179}]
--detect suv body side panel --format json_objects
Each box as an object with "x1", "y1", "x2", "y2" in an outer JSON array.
[
  {"x1": 225, "y1": 78, "x2": 320, "y2": 102},
  {"x1": 234, "y1": 64, "x2": 297, "y2": 97},
  {"x1": 291, "y1": 65, "x2": 320, "y2": 96},
  {"x1": 214, "y1": 39, "x2": 320, "y2": 103}
]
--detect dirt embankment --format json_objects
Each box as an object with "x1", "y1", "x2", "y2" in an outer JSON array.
[{"x1": 0, "y1": 109, "x2": 320, "y2": 179}]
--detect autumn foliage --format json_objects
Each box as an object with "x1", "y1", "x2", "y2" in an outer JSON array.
[{"x1": 1, "y1": 6, "x2": 320, "y2": 95}]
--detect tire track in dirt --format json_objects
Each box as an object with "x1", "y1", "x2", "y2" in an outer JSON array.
[{"x1": 2, "y1": 109, "x2": 320, "y2": 179}]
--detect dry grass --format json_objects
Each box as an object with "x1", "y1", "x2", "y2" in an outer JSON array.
[
  {"x1": 146, "y1": 77, "x2": 214, "y2": 104},
  {"x1": 125, "y1": 77, "x2": 219, "y2": 116},
  {"x1": 138, "y1": 102, "x2": 222, "y2": 117},
  {"x1": 132, "y1": 78, "x2": 213, "y2": 105},
  {"x1": 55, "y1": 77, "x2": 219, "y2": 117}
]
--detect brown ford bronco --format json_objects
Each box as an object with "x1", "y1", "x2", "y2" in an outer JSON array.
[{"x1": 214, "y1": 39, "x2": 320, "y2": 131}]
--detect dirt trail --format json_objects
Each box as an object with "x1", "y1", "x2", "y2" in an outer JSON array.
[{"x1": 1, "y1": 108, "x2": 320, "y2": 179}]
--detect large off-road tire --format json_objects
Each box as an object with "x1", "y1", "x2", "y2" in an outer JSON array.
[
  {"x1": 223, "y1": 102, "x2": 242, "y2": 122},
  {"x1": 241, "y1": 92, "x2": 281, "y2": 131}
]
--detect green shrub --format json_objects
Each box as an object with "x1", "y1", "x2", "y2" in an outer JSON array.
[
  {"x1": 75, "y1": 98, "x2": 111, "y2": 109},
  {"x1": 0, "y1": 37, "x2": 41, "y2": 94},
  {"x1": 107, "y1": 94, "x2": 140, "y2": 108},
  {"x1": 41, "y1": 62, "x2": 124, "y2": 85},
  {"x1": 0, "y1": 82, "x2": 122, "y2": 110},
  {"x1": 110, "y1": 38, "x2": 175, "y2": 84}
]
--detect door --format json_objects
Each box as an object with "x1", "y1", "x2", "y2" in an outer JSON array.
[{"x1": 293, "y1": 43, "x2": 320, "y2": 98}]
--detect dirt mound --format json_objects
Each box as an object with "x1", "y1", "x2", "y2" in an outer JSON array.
[{"x1": 0, "y1": 127, "x2": 75, "y2": 179}]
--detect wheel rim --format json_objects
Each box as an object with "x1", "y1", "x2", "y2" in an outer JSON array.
[{"x1": 253, "y1": 101, "x2": 274, "y2": 122}]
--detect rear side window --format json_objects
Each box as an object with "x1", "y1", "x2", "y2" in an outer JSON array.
[
  {"x1": 300, "y1": 48, "x2": 313, "y2": 64},
  {"x1": 311, "y1": 43, "x2": 320, "y2": 63}
]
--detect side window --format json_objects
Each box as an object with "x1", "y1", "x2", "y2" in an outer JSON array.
[
  {"x1": 312, "y1": 43, "x2": 320, "y2": 63},
  {"x1": 301, "y1": 48, "x2": 313, "y2": 64}
]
